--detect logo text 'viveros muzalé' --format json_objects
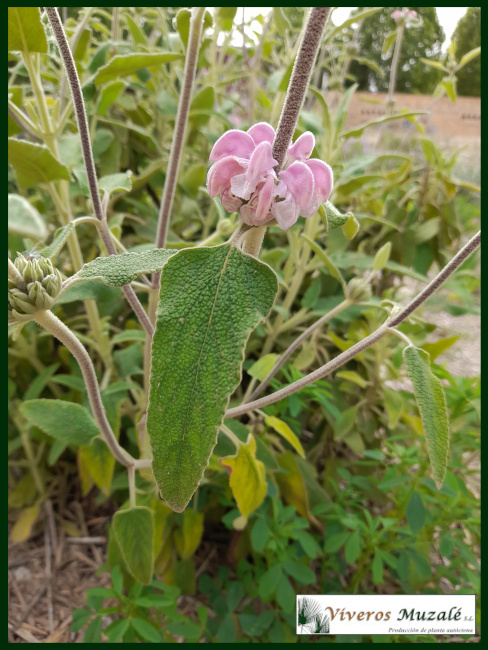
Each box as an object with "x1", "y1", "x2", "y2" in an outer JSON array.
[{"x1": 296, "y1": 595, "x2": 476, "y2": 636}]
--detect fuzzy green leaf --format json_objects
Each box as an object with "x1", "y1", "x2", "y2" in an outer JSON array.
[
  {"x1": 113, "y1": 507, "x2": 154, "y2": 585},
  {"x1": 70, "y1": 249, "x2": 176, "y2": 289},
  {"x1": 147, "y1": 244, "x2": 277, "y2": 512},
  {"x1": 8, "y1": 194, "x2": 48, "y2": 240},
  {"x1": 93, "y1": 52, "x2": 181, "y2": 85},
  {"x1": 8, "y1": 139, "x2": 71, "y2": 189},
  {"x1": 403, "y1": 346, "x2": 449, "y2": 488},
  {"x1": 8, "y1": 7, "x2": 47, "y2": 53},
  {"x1": 98, "y1": 172, "x2": 132, "y2": 194},
  {"x1": 41, "y1": 223, "x2": 75, "y2": 259},
  {"x1": 20, "y1": 399, "x2": 99, "y2": 445},
  {"x1": 373, "y1": 241, "x2": 392, "y2": 271}
]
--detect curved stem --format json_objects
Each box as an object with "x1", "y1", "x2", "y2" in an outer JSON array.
[
  {"x1": 154, "y1": 6, "x2": 206, "y2": 255},
  {"x1": 272, "y1": 7, "x2": 330, "y2": 170},
  {"x1": 247, "y1": 298, "x2": 351, "y2": 402},
  {"x1": 226, "y1": 231, "x2": 480, "y2": 418},
  {"x1": 34, "y1": 309, "x2": 135, "y2": 467},
  {"x1": 45, "y1": 7, "x2": 153, "y2": 337}
]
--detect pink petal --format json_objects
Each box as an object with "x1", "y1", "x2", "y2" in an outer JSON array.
[
  {"x1": 247, "y1": 122, "x2": 275, "y2": 146},
  {"x1": 255, "y1": 175, "x2": 276, "y2": 222},
  {"x1": 305, "y1": 159, "x2": 333, "y2": 202},
  {"x1": 220, "y1": 187, "x2": 243, "y2": 212},
  {"x1": 271, "y1": 195, "x2": 300, "y2": 230},
  {"x1": 287, "y1": 131, "x2": 315, "y2": 163},
  {"x1": 231, "y1": 141, "x2": 277, "y2": 200},
  {"x1": 209, "y1": 129, "x2": 255, "y2": 162},
  {"x1": 300, "y1": 194, "x2": 321, "y2": 218},
  {"x1": 279, "y1": 161, "x2": 315, "y2": 210},
  {"x1": 207, "y1": 156, "x2": 247, "y2": 197}
]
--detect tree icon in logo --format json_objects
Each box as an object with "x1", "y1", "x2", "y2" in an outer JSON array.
[{"x1": 297, "y1": 597, "x2": 330, "y2": 634}]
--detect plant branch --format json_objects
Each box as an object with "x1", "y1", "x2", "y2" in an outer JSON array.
[
  {"x1": 34, "y1": 309, "x2": 135, "y2": 467},
  {"x1": 247, "y1": 298, "x2": 352, "y2": 402},
  {"x1": 45, "y1": 7, "x2": 153, "y2": 337},
  {"x1": 272, "y1": 7, "x2": 330, "y2": 170},
  {"x1": 154, "y1": 6, "x2": 206, "y2": 255},
  {"x1": 226, "y1": 231, "x2": 480, "y2": 418}
]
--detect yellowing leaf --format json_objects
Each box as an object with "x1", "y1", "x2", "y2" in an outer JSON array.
[
  {"x1": 265, "y1": 416, "x2": 305, "y2": 458},
  {"x1": 247, "y1": 354, "x2": 280, "y2": 381},
  {"x1": 11, "y1": 505, "x2": 40, "y2": 543},
  {"x1": 336, "y1": 370, "x2": 369, "y2": 388},
  {"x1": 221, "y1": 434, "x2": 267, "y2": 522},
  {"x1": 79, "y1": 439, "x2": 115, "y2": 496},
  {"x1": 276, "y1": 451, "x2": 309, "y2": 519},
  {"x1": 174, "y1": 509, "x2": 204, "y2": 560}
]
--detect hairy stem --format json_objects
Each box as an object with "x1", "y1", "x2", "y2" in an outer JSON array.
[
  {"x1": 45, "y1": 7, "x2": 153, "y2": 336},
  {"x1": 154, "y1": 6, "x2": 206, "y2": 255},
  {"x1": 34, "y1": 310, "x2": 135, "y2": 468},
  {"x1": 272, "y1": 7, "x2": 330, "y2": 170},
  {"x1": 247, "y1": 298, "x2": 352, "y2": 402},
  {"x1": 226, "y1": 231, "x2": 480, "y2": 418}
]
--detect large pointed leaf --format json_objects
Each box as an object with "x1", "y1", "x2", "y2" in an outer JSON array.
[
  {"x1": 147, "y1": 244, "x2": 277, "y2": 512},
  {"x1": 8, "y1": 139, "x2": 70, "y2": 189},
  {"x1": 113, "y1": 507, "x2": 154, "y2": 585},
  {"x1": 403, "y1": 345, "x2": 449, "y2": 489},
  {"x1": 8, "y1": 7, "x2": 48, "y2": 53}
]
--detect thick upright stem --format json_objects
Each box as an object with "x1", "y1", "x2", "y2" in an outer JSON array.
[
  {"x1": 154, "y1": 7, "x2": 206, "y2": 254},
  {"x1": 45, "y1": 7, "x2": 153, "y2": 337},
  {"x1": 272, "y1": 7, "x2": 330, "y2": 170},
  {"x1": 226, "y1": 231, "x2": 480, "y2": 418}
]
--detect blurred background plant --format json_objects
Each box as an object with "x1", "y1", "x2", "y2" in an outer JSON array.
[{"x1": 8, "y1": 6, "x2": 480, "y2": 643}]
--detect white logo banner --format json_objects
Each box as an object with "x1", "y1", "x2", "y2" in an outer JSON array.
[{"x1": 296, "y1": 594, "x2": 476, "y2": 636}]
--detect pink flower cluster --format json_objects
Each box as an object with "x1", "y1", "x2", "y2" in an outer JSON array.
[
  {"x1": 391, "y1": 8, "x2": 418, "y2": 23},
  {"x1": 206, "y1": 122, "x2": 333, "y2": 231}
]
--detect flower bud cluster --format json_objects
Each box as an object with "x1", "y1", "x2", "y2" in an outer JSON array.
[
  {"x1": 346, "y1": 277, "x2": 372, "y2": 304},
  {"x1": 8, "y1": 254, "x2": 62, "y2": 321}
]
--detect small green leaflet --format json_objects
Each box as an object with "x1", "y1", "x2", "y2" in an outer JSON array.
[
  {"x1": 64, "y1": 249, "x2": 176, "y2": 290},
  {"x1": 20, "y1": 399, "x2": 100, "y2": 446},
  {"x1": 93, "y1": 53, "x2": 182, "y2": 85},
  {"x1": 113, "y1": 507, "x2": 154, "y2": 585},
  {"x1": 8, "y1": 194, "x2": 48, "y2": 241},
  {"x1": 403, "y1": 345, "x2": 449, "y2": 489},
  {"x1": 147, "y1": 244, "x2": 278, "y2": 512},
  {"x1": 8, "y1": 139, "x2": 70, "y2": 189},
  {"x1": 41, "y1": 223, "x2": 75, "y2": 259}
]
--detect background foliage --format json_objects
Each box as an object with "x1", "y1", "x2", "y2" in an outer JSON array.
[{"x1": 8, "y1": 6, "x2": 480, "y2": 644}]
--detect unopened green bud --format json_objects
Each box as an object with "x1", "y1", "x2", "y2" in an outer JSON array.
[
  {"x1": 347, "y1": 278, "x2": 372, "y2": 303},
  {"x1": 8, "y1": 287, "x2": 38, "y2": 315},
  {"x1": 8, "y1": 254, "x2": 63, "y2": 321},
  {"x1": 217, "y1": 219, "x2": 235, "y2": 237}
]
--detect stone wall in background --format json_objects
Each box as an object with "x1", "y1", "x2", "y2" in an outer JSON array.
[{"x1": 344, "y1": 92, "x2": 480, "y2": 142}]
